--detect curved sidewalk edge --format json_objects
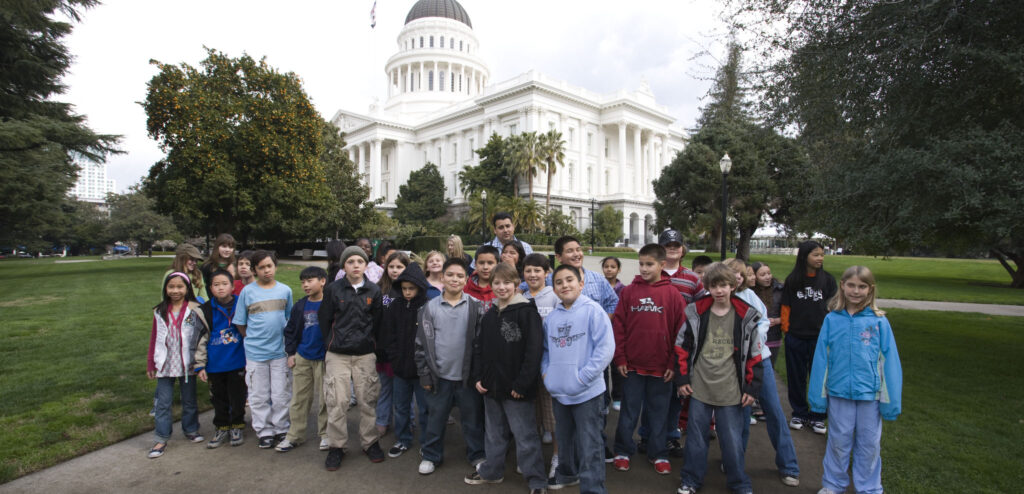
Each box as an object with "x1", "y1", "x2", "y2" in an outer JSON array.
[{"x1": 876, "y1": 299, "x2": 1024, "y2": 317}]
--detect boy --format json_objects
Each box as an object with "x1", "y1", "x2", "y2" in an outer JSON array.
[
  {"x1": 276, "y1": 266, "x2": 329, "y2": 452},
  {"x1": 233, "y1": 250, "x2": 255, "y2": 295},
  {"x1": 196, "y1": 269, "x2": 247, "y2": 448},
  {"x1": 674, "y1": 262, "x2": 764, "y2": 494},
  {"x1": 546, "y1": 236, "x2": 618, "y2": 316},
  {"x1": 690, "y1": 255, "x2": 713, "y2": 277},
  {"x1": 318, "y1": 245, "x2": 386, "y2": 470},
  {"x1": 464, "y1": 245, "x2": 499, "y2": 311},
  {"x1": 465, "y1": 263, "x2": 547, "y2": 493},
  {"x1": 232, "y1": 250, "x2": 294, "y2": 449},
  {"x1": 522, "y1": 253, "x2": 560, "y2": 475},
  {"x1": 659, "y1": 229, "x2": 704, "y2": 304},
  {"x1": 543, "y1": 265, "x2": 615, "y2": 494},
  {"x1": 611, "y1": 244, "x2": 685, "y2": 475},
  {"x1": 415, "y1": 258, "x2": 486, "y2": 475}
]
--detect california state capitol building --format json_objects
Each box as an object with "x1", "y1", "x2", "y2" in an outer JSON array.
[{"x1": 332, "y1": 0, "x2": 686, "y2": 245}]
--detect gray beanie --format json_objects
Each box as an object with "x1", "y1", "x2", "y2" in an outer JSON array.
[{"x1": 340, "y1": 245, "x2": 369, "y2": 265}]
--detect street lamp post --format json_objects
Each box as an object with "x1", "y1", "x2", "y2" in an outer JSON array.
[
  {"x1": 590, "y1": 198, "x2": 596, "y2": 254},
  {"x1": 480, "y1": 190, "x2": 488, "y2": 240},
  {"x1": 719, "y1": 153, "x2": 732, "y2": 261}
]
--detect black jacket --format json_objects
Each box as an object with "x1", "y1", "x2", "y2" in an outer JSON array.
[
  {"x1": 318, "y1": 275, "x2": 383, "y2": 356},
  {"x1": 381, "y1": 263, "x2": 430, "y2": 379},
  {"x1": 471, "y1": 294, "x2": 544, "y2": 400}
]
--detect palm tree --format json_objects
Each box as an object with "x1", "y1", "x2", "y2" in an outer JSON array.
[
  {"x1": 499, "y1": 195, "x2": 542, "y2": 234},
  {"x1": 508, "y1": 132, "x2": 543, "y2": 202},
  {"x1": 540, "y1": 130, "x2": 566, "y2": 211}
]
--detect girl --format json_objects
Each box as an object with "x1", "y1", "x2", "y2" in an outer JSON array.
[
  {"x1": 781, "y1": 240, "x2": 837, "y2": 435},
  {"x1": 233, "y1": 250, "x2": 255, "y2": 295},
  {"x1": 422, "y1": 250, "x2": 446, "y2": 299},
  {"x1": 163, "y1": 244, "x2": 209, "y2": 302},
  {"x1": 751, "y1": 262, "x2": 784, "y2": 367},
  {"x1": 501, "y1": 240, "x2": 526, "y2": 279},
  {"x1": 146, "y1": 272, "x2": 209, "y2": 458},
  {"x1": 377, "y1": 250, "x2": 410, "y2": 435},
  {"x1": 447, "y1": 234, "x2": 474, "y2": 269},
  {"x1": 325, "y1": 239, "x2": 347, "y2": 283},
  {"x1": 200, "y1": 233, "x2": 237, "y2": 290},
  {"x1": 744, "y1": 265, "x2": 756, "y2": 289},
  {"x1": 809, "y1": 266, "x2": 902, "y2": 494},
  {"x1": 601, "y1": 256, "x2": 625, "y2": 297}
]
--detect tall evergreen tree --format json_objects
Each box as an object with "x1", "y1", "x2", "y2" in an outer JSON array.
[{"x1": 394, "y1": 162, "x2": 449, "y2": 223}]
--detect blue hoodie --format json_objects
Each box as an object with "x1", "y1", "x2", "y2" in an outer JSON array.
[
  {"x1": 808, "y1": 306, "x2": 903, "y2": 420},
  {"x1": 541, "y1": 294, "x2": 615, "y2": 405}
]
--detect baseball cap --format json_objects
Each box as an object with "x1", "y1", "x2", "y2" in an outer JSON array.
[{"x1": 658, "y1": 229, "x2": 685, "y2": 247}]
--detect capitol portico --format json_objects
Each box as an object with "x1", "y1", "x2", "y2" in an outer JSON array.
[{"x1": 332, "y1": 0, "x2": 687, "y2": 244}]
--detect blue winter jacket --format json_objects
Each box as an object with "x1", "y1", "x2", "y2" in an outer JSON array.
[{"x1": 808, "y1": 307, "x2": 903, "y2": 420}]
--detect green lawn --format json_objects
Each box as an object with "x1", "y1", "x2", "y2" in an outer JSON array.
[
  {"x1": 0, "y1": 257, "x2": 307, "y2": 483},
  {"x1": 590, "y1": 251, "x2": 1024, "y2": 305},
  {"x1": 0, "y1": 258, "x2": 1021, "y2": 490}
]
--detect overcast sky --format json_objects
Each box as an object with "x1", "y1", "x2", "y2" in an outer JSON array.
[{"x1": 62, "y1": 0, "x2": 730, "y2": 192}]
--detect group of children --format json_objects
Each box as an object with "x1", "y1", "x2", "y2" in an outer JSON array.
[{"x1": 147, "y1": 231, "x2": 901, "y2": 494}]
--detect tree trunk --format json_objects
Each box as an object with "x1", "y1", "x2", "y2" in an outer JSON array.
[
  {"x1": 736, "y1": 224, "x2": 754, "y2": 261},
  {"x1": 528, "y1": 169, "x2": 534, "y2": 202},
  {"x1": 991, "y1": 248, "x2": 1024, "y2": 288},
  {"x1": 707, "y1": 225, "x2": 721, "y2": 254},
  {"x1": 546, "y1": 168, "x2": 552, "y2": 211}
]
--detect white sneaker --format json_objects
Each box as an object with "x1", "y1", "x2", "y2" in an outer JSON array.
[
  {"x1": 789, "y1": 417, "x2": 804, "y2": 430},
  {"x1": 817, "y1": 488, "x2": 840, "y2": 494},
  {"x1": 418, "y1": 460, "x2": 436, "y2": 475},
  {"x1": 811, "y1": 421, "x2": 828, "y2": 435},
  {"x1": 781, "y1": 475, "x2": 800, "y2": 486},
  {"x1": 542, "y1": 431, "x2": 553, "y2": 444},
  {"x1": 319, "y1": 438, "x2": 330, "y2": 451},
  {"x1": 750, "y1": 416, "x2": 757, "y2": 425},
  {"x1": 549, "y1": 454, "x2": 559, "y2": 479}
]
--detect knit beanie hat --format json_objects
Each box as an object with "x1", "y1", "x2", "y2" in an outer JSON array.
[{"x1": 340, "y1": 245, "x2": 369, "y2": 265}]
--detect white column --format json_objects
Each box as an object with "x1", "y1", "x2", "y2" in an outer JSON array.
[
  {"x1": 633, "y1": 127, "x2": 642, "y2": 195},
  {"x1": 617, "y1": 122, "x2": 627, "y2": 196},
  {"x1": 371, "y1": 139, "x2": 382, "y2": 201},
  {"x1": 392, "y1": 142, "x2": 400, "y2": 203},
  {"x1": 597, "y1": 124, "x2": 606, "y2": 196}
]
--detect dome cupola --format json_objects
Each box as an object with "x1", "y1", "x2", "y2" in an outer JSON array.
[{"x1": 405, "y1": 0, "x2": 472, "y2": 28}]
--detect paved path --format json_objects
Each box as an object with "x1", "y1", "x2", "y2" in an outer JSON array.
[{"x1": 283, "y1": 256, "x2": 1024, "y2": 316}]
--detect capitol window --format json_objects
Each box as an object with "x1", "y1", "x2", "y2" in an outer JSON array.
[
  {"x1": 429, "y1": 71, "x2": 434, "y2": 90},
  {"x1": 459, "y1": 40, "x2": 463, "y2": 51},
  {"x1": 420, "y1": 37, "x2": 424, "y2": 47},
  {"x1": 429, "y1": 36, "x2": 434, "y2": 47},
  {"x1": 440, "y1": 36, "x2": 445, "y2": 48},
  {"x1": 451, "y1": 73, "x2": 455, "y2": 92},
  {"x1": 440, "y1": 71, "x2": 445, "y2": 91}
]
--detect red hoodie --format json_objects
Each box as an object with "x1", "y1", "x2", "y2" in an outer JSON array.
[
  {"x1": 612, "y1": 274, "x2": 687, "y2": 376},
  {"x1": 463, "y1": 275, "x2": 496, "y2": 312}
]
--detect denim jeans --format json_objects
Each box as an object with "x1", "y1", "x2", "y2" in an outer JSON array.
[
  {"x1": 553, "y1": 394, "x2": 607, "y2": 494},
  {"x1": 154, "y1": 376, "x2": 199, "y2": 442},
  {"x1": 479, "y1": 396, "x2": 547, "y2": 489},
  {"x1": 742, "y1": 358, "x2": 800, "y2": 476},
  {"x1": 680, "y1": 397, "x2": 751, "y2": 493},
  {"x1": 376, "y1": 371, "x2": 394, "y2": 427},
  {"x1": 822, "y1": 397, "x2": 883, "y2": 494},
  {"x1": 785, "y1": 334, "x2": 826, "y2": 421},
  {"x1": 421, "y1": 378, "x2": 485, "y2": 464},
  {"x1": 392, "y1": 375, "x2": 428, "y2": 446},
  {"x1": 614, "y1": 372, "x2": 671, "y2": 459}
]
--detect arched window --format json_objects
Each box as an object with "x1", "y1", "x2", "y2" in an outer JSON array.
[
  {"x1": 460, "y1": 40, "x2": 464, "y2": 51},
  {"x1": 459, "y1": 74, "x2": 463, "y2": 92},
  {"x1": 440, "y1": 36, "x2": 445, "y2": 48},
  {"x1": 410, "y1": 73, "x2": 415, "y2": 91},
  {"x1": 428, "y1": 71, "x2": 434, "y2": 91},
  {"x1": 451, "y1": 73, "x2": 455, "y2": 92},
  {"x1": 439, "y1": 71, "x2": 445, "y2": 91},
  {"x1": 420, "y1": 37, "x2": 424, "y2": 48},
  {"x1": 429, "y1": 36, "x2": 434, "y2": 47}
]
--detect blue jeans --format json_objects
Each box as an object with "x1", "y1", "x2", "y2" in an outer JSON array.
[
  {"x1": 742, "y1": 358, "x2": 800, "y2": 477},
  {"x1": 376, "y1": 371, "x2": 394, "y2": 427},
  {"x1": 822, "y1": 397, "x2": 883, "y2": 494},
  {"x1": 614, "y1": 372, "x2": 671, "y2": 459},
  {"x1": 421, "y1": 378, "x2": 485, "y2": 464},
  {"x1": 785, "y1": 334, "x2": 826, "y2": 421},
  {"x1": 553, "y1": 394, "x2": 607, "y2": 494},
  {"x1": 680, "y1": 397, "x2": 751, "y2": 493},
  {"x1": 392, "y1": 375, "x2": 428, "y2": 446},
  {"x1": 154, "y1": 376, "x2": 199, "y2": 442},
  {"x1": 479, "y1": 397, "x2": 547, "y2": 489}
]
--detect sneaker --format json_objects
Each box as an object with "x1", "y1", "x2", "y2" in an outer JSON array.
[
  {"x1": 464, "y1": 471, "x2": 503, "y2": 484},
  {"x1": 229, "y1": 428, "x2": 244, "y2": 447},
  {"x1": 147, "y1": 442, "x2": 166, "y2": 459},
  {"x1": 676, "y1": 484, "x2": 697, "y2": 494},
  {"x1": 364, "y1": 441, "x2": 386, "y2": 463},
  {"x1": 781, "y1": 475, "x2": 800, "y2": 486},
  {"x1": 548, "y1": 454, "x2": 559, "y2": 479},
  {"x1": 789, "y1": 417, "x2": 804, "y2": 430},
  {"x1": 653, "y1": 459, "x2": 671, "y2": 475},
  {"x1": 612, "y1": 400, "x2": 621, "y2": 411},
  {"x1": 273, "y1": 433, "x2": 287, "y2": 445},
  {"x1": 471, "y1": 457, "x2": 486, "y2": 468},
  {"x1": 604, "y1": 447, "x2": 615, "y2": 463},
  {"x1": 817, "y1": 489, "x2": 841, "y2": 494},
  {"x1": 612, "y1": 455, "x2": 630, "y2": 471},
  {"x1": 418, "y1": 460, "x2": 436, "y2": 475},
  {"x1": 325, "y1": 447, "x2": 344, "y2": 471},
  {"x1": 811, "y1": 421, "x2": 827, "y2": 435},
  {"x1": 319, "y1": 438, "x2": 330, "y2": 451},
  {"x1": 207, "y1": 429, "x2": 229, "y2": 449},
  {"x1": 258, "y1": 436, "x2": 275, "y2": 449},
  {"x1": 547, "y1": 478, "x2": 580, "y2": 490},
  {"x1": 750, "y1": 416, "x2": 757, "y2": 425},
  {"x1": 447, "y1": 414, "x2": 457, "y2": 425},
  {"x1": 388, "y1": 442, "x2": 409, "y2": 458},
  {"x1": 542, "y1": 431, "x2": 553, "y2": 444},
  {"x1": 636, "y1": 438, "x2": 647, "y2": 454},
  {"x1": 275, "y1": 439, "x2": 297, "y2": 452},
  {"x1": 667, "y1": 439, "x2": 685, "y2": 458},
  {"x1": 184, "y1": 432, "x2": 205, "y2": 443}
]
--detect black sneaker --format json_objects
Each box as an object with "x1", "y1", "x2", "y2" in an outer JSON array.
[
  {"x1": 257, "y1": 436, "x2": 275, "y2": 449},
  {"x1": 364, "y1": 441, "x2": 386, "y2": 463},
  {"x1": 388, "y1": 442, "x2": 409, "y2": 458},
  {"x1": 548, "y1": 477, "x2": 580, "y2": 490},
  {"x1": 464, "y1": 471, "x2": 503, "y2": 485},
  {"x1": 273, "y1": 433, "x2": 287, "y2": 445},
  {"x1": 667, "y1": 439, "x2": 684, "y2": 458},
  {"x1": 325, "y1": 447, "x2": 344, "y2": 471},
  {"x1": 636, "y1": 438, "x2": 647, "y2": 454},
  {"x1": 207, "y1": 429, "x2": 229, "y2": 449}
]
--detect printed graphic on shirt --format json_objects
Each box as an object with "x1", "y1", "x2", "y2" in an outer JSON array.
[
  {"x1": 303, "y1": 309, "x2": 318, "y2": 329},
  {"x1": 211, "y1": 328, "x2": 240, "y2": 346},
  {"x1": 500, "y1": 320, "x2": 522, "y2": 342},
  {"x1": 795, "y1": 287, "x2": 824, "y2": 302},
  {"x1": 551, "y1": 322, "x2": 585, "y2": 348},
  {"x1": 860, "y1": 323, "x2": 879, "y2": 345},
  {"x1": 630, "y1": 297, "x2": 664, "y2": 313},
  {"x1": 247, "y1": 299, "x2": 288, "y2": 314}
]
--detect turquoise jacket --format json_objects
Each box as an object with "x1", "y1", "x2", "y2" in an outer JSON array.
[{"x1": 808, "y1": 307, "x2": 903, "y2": 420}]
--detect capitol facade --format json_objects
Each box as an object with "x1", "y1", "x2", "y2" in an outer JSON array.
[{"x1": 332, "y1": 0, "x2": 686, "y2": 244}]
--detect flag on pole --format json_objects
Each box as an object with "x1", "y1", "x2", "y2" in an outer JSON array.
[{"x1": 370, "y1": 0, "x2": 377, "y2": 28}]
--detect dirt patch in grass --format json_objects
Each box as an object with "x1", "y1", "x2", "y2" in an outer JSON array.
[{"x1": 0, "y1": 295, "x2": 62, "y2": 308}]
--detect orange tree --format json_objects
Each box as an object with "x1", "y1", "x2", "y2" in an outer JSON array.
[{"x1": 143, "y1": 48, "x2": 350, "y2": 242}]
